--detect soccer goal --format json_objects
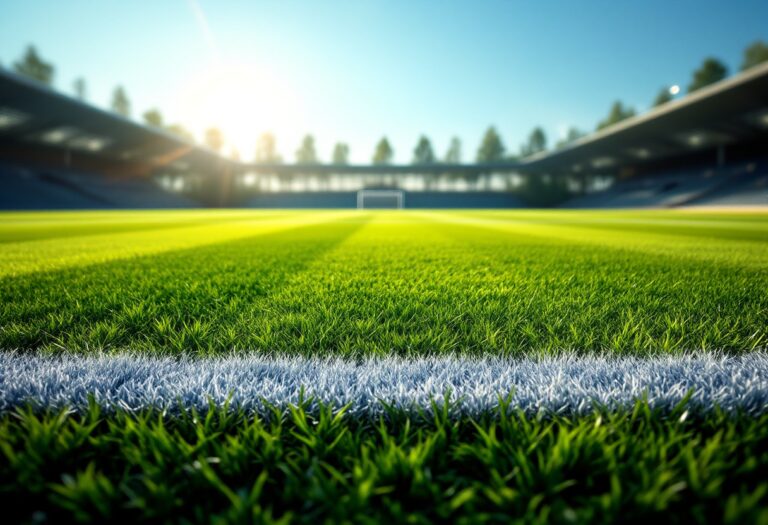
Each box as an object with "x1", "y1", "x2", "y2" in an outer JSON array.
[{"x1": 356, "y1": 189, "x2": 405, "y2": 209}]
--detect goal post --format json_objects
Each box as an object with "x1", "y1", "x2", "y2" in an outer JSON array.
[{"x1": 356, "y1": 189, "x2": 405, "y2": 209}]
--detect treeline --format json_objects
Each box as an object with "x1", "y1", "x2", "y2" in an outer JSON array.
[
  {"x1": 3, "y1": 41, "x2": 768, "y2": 164},
  {"x1": 4, "y1": 46, "x2": 196, "y2": 142}
]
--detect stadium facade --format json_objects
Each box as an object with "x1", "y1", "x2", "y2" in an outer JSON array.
[{"x1": 1, "y1": 62, "x2": 767, "y2": 209}]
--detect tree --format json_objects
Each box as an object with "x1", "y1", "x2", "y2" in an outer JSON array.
[
  {"x1": 555, "y1": 127, "x2": 585, "y2": 149},
  {"x1": 688, "y1": 58, "x2": 727, "y2": 93},
  {"x1": 412, "y1": 135, "x2": 436, "y2": 164},
  {"x1": 111, "y1": 86, "x2": 131, "y2": 117},
  {"x1": 255, "y1": 133, "x2": 282, "y2": 163},
  {"x1": 596, "y1": 101, "x2": 636, "y2": 131},
  {"x1": 166, "y1": 124, "x2": 195, "y2": 142},
  {"x1": 520, "y1": 127, "x2": 547, "y2": 157},
  {"x1": 295, "y1": 134, "x2": 319, "y2": 164},
  {"x1": 653, "y1": 87, "x2": 673, "y2": 107},
  {"x1": 204, "y1": 127, "x2": 224, "y2": 152},
  {"x1": 372, "y1": 137, "x2": 394, "y2": 165},
  {"x1": 143, "y1": 109, "x2": 164, "y2": 127},
  {"x1": 13, "y1": 45, "x2": 54, "y2": 85},
  {"x1": 444, "y1": 137, "x2": 462, "y2": 163},
  {"x1": 476, "y1": 126, "x2": 505, "y2": 163},
  {"x1": 741, "y1": 40, "x2": 768, "y2": 71},
  {"x1": 332, "y1": 143, "x2": 349, "y2": 165},
  {"x1": 73, "y1": 77, "x2": 87, "y2": 101}
]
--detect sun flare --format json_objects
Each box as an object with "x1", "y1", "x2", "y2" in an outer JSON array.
[{"x1": 180, "y1": 64, "x2": 302, "y2": 158}]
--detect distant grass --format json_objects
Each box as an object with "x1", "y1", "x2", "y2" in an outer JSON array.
[
  {"x1": 0, "y1": 210, "x2": 289, "y2": 244},
  {"x1": 0, "y1": 210, "x2": 766, "y2": 355},
  {"x1": 1, "y1": 400, "x2": 767, "y2": 524}
]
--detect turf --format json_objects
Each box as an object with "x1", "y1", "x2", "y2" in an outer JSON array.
[
  {"x1": 1, "y1": 209, "x2": 767, "y2": 523},
  {"x1": 2, "y1": 402, "x2": 767, "y2": 524},
  {"x1": 1, "y1": 210, "x2": 766, "y2": 355},
  {"x1": 0, "y1": 212, "x2": 768, "y2": 356}
]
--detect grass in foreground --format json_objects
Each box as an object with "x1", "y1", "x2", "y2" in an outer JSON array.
[
  {"x1": 1, "y1": 210, "x2": 766, "y2": 356},
  {"x1": 1, "y1": 401, "x2": 767, "y2": 524}
]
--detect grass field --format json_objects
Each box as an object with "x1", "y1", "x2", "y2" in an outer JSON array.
[
  {"x1": 1, "y1": 209, "x2": 767, "y2": 523},
  {"x1": 2, "y1": 210, "x2": 767, "y2": 355}
]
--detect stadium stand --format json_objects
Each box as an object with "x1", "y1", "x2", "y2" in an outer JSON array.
[
  {"x1": 1, "y1": 62, "x2": 767, "y2": 209},
  {"x1": 0, "y1": 161, "x2": 196, "y2": 209},
  {"x1": 0, "y1": 69, "x2": 225, "y2": 208},
  {"x1": 563, "y1": 158, "x2": 768, "y2": 208},
  {"x1": 0, "y1": 162, "x2": 102, "y2": 209},
  {"x1": 689, "y1": 173, "x2": 768, "y2": 207},
  {"x1": 406, "y1": 192, "x2": 526, "y2": 208},
  {"x1": 245, "y1": 191, "x2": 526, "y2": 209},
  {"x1": 678, "y1": 159, "x2": 768, "y2": 207},
  {"x1": 246, "y1": 192, "x2": 356, "y2": 209}
]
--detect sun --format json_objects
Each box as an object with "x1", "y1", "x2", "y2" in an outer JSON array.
[{"x1": 180, "y1": 63, "x2": 303, "y2": 158}]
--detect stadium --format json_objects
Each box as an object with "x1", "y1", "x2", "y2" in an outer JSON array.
[
  {"x1": 1, "y1": 2, "x2": 768, "y2": 523},
  {"x1": 2, "y1": 60, "x2": 768, "y2": 210}
]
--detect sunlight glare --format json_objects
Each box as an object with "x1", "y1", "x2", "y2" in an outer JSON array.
[{"x1": 180, "y1": 64, "x2": 302, "y2": 159}]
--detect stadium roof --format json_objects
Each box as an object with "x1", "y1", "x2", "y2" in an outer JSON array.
[
  {"x1": 522, "y1": 61, "x2": 768, "y2": 174},
  {"x1": 0, "y1": 68, "x2": 225, "y2": 174}
]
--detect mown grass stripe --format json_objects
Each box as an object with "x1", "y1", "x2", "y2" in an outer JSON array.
[
  {"x1": 460, "y1": 213, "x2": 768, "y2": 244},
  {"x1": 0, "y1": 217, "x2": 370, "y2": 352},
  {"x1": 431, "y1": 210, "x2": 768, "y2": 269},
  {"x1": 2, "y1": 352, "x2": 766, "y2": 416},
  {"x1": 0, "y1": 211, "x2": 359, "y2": 277},
  {"x1": 0, "y1": 210, "x2": 293, "y2": 244}
]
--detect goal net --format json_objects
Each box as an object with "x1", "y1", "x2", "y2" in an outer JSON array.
[{"x1": 356, "y1": 189, "x2": 405, "y2": 209}]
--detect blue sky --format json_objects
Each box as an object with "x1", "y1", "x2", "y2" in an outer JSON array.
[{"x1": 1, "y1": 0, "x2": 766, "y2": 162}]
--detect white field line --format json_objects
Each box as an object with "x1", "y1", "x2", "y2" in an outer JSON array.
[{"x1": 1, "y1": 352, "x2": 767, "y2": 416}]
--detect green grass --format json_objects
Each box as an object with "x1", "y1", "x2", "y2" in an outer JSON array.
[
  {"x1": 2, "y1": 209, "x2": 768, "y2": 523},
  {"x1": 1, "y1": 210, "x2": 766, "y2": 355},
  {"x1": 2, "y1": 400, "x2": 768, "y2": 524}
]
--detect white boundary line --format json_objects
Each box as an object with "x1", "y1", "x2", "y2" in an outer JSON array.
[{"x1": 1, "y1": 352, "x2": 767, "y2": 416}]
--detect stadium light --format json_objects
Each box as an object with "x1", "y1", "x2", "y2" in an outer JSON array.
[
  {"x1": 686, "y1": 133, "x2": 706, "y2": 147},
  {"x1": 68, "y1": 135, "x2": 111, "y2": 152},
  {"x1": 754, "y1": 109, "x2": 768, "y2": 128},
  {"x1": 39, "y1": 126, "x2": 79, "y2": 144},
  {"x1": 0, "y1": 107, "x2": 29, "y2": 129},
  {"x1": 669, "y1": 85, "x2": 681, "y2": 95},
  {"x1": 591, "y1": 157, "x2": 615, "y2": 168},
  {"x1": 628, "y1": 148, "x2": 651, "y2": 159}
]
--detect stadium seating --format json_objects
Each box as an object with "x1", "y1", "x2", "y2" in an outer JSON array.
[
  {"x1": 406, "y1": 192, "x2": 526, "y2": 208},
  {"x1": 2, "y1": 157, "x2": 765, "y2": 210},
  {"x1": 244, "y1": 191, "x2": 526, "y2": 209},
  {"x1": 563, "y1": 159, "x2": 768, "y2": 208},
  {"x1": 0, "y1": 162, "x2": 197, "y2": 209},
  {"x1": 245, "y1": 192, "x2": 356, "y2": 208},
  {"x1": 684, "y1": 160, "x2": 768, "y2": 206}
]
